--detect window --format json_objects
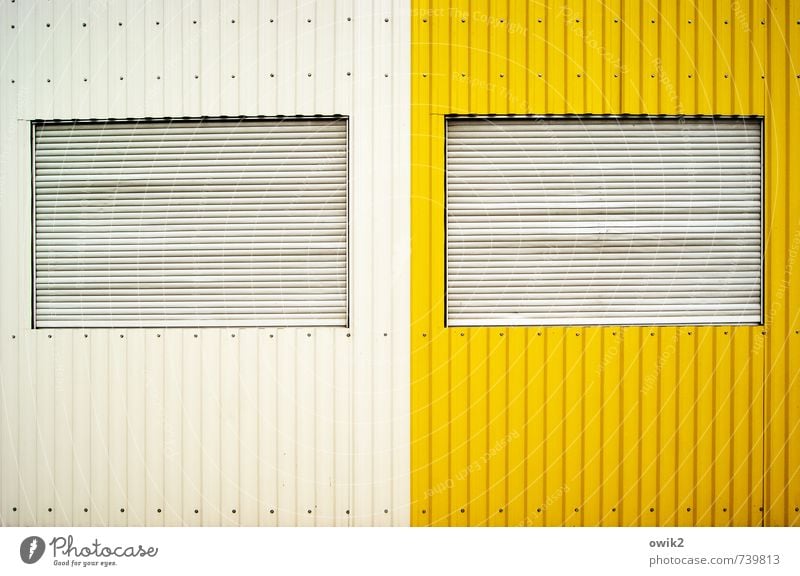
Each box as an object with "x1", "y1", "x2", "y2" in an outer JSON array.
[
  {"x1": 34, "y1": 117, "x2": 348, "y2": 328},
  {"x1": 445, "y1": 116, "x2": 762, "y2": 326}
]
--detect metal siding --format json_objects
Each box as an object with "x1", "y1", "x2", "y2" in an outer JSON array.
[
  {"x1": 0, "y1": 0, "x2": 410, "y2": 526},
  {"x1": 411, "y1": 0, "x2": 798, "y2": 526}
]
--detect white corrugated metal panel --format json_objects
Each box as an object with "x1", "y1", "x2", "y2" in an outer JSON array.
[
  {"x1": 34, "y1": 118, "x2": 348, "y2": 328},
  {"x1": 0, "y1": 0, "x2": 409, "y2": 527},
  {"x1": 445, "y1": 117, "x2": 763, "y2": 326}
]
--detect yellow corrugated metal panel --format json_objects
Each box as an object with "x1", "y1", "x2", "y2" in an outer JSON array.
[{"x1": 411, "y1": 0, "x2": 799, "y2": 526}]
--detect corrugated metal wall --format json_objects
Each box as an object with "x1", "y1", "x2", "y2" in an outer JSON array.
[
  {"x1": 0, "y1": 0, "x2": 410, "y2": 526},
  {"x1": 411, "y1": 0, "x2": 799, "y2": 526}
]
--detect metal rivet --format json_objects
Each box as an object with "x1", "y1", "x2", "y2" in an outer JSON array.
[
  {"x1": 347, "y1": 17, "x2": 351, "y2": 22},
  {"x1": 461, "y1": 19, "x2": 465, "y2": 23},
  {"x1": 614, "y1": 74, "x2": 619, "y2": 78},
  {"x1": 724, "y1": 20, "x2": 728, "y2": 24},
  {"x1": 346, "y1": 333, "x2": 351, "y2": 337},
  {"x1": 650, "y1": 332, "x2": 655, "y2": 336},
  {"x1": 724, "y1": 331, "x2": 728, "y2": 335},
  {"x1": 118, "y1": 22, "x2": 123, "y2": 26},
  {"x1": 193, "y1": 20, "x2": 197, "y2": 24},
  {"x1": 724, "y1": 74, "x2": 729, "y2": 79},
  {"x1": 307, "y1": 19, "x2": 311, "y2": 23},
  {"x1": 499, "y1": 19, "x2": 504, "y2": 23},
  {"x1": 422, "y1": 333, "x2": 427, "y2": 337},
  {"x1": 759, "y1": 506, "x2": 764, "y2": 511},
  {"x1": 576, "y1": 332, "x2": 580, "y2": 336},
  {"x1": 11, "y1": 335, "x2": 15, "y2": 339},
  {"x1": 231, "y1": 74, "x2": 235, "y2": 78},
  {"x1": 537, "y1": 508, "x2": 542, "y2": 512},
  {"x1": 120, "y1": 76, "x2": 124, "y2": 80},
  {"x1": 723, "y1": 507, "x2": 728, "y2": 512},
  {"x1": 577, "y1": 73, "x2": 582, "y2": 77},
  {"x1": 156, "y1": 21, "x2": 160, "y2": 25},
  {"x1": 10, "y1": 79, "x2": 14, "y2": 83},
  {"x1": 46, "y1": 23, "x2": 50, "y2": 27},
  {"x1": 538, "y1": 19, "x2": 543, "y2": 23},
  {"x1": 687, "y1": 507, "x2": 692, "y2": 512},
  {"x1": 421, "y1": 509, "x2": 426, "y2": 514},
  {"x1": 194, "y1": 75, "x2": 199, "y2": 79},
  {"x1": 84, "y1": 508, "x2": 88, "y2": 512},
  {"x1": 48, "y1": 334, "x2": 52, "y2": 339},
  {"x1": 307, "y1": 509, "x2": 312, "y2": 514},
  {"x1": 156, "y1": 334, "x2": 161, "y2": 338},
  {"x1": 120, "y1": 508, "x2": 125, "y2": 513},
  {"x1": 575, "y1": 507, "x2": 579, "y2": 512},
  {"x1": 575, "y1": 19, "x2": 580, "y2": 23},
  {"x1": 423, "y1": 19, "x2": 427, "y2": 23},
  {"x1": 649, "y1": 507, "x2": 655, "y2": 512},
  {"x1": 270, "y1": 334, "x2": 274, "y2": 338},
  {"x1": 12, "y1": 507, "x2": 17, "y2": 512},
  {"x1": 460, "y1": 508, "x2": 465, "y2": 513},
  {"x1": 650, "y1": 19, "x2": 655, "y2": 24},
  {"x1": 232, "y1": 509, "x2": 237, "y2": 514},
  {"x1": 537, "y1": 332, "x2": 542, "y2": 336},
  {"x1": 231, "y1": 19, "x2": 235, "y2": 23},
  {"x1": 650, "y1": 74, "x2": 655, "y2": 78},
  {"x1": 270, "y1": 73, "x2": 275, "y2": 78},
  {"x1": 156, "y1": 75, "x2": 161, "y2": 80},
  {"x1": 688, "y1": 74, "x2": 693, "y2": 78},
  {"x1": 383, "y1": 332, "x2": 388, "y2": 337},
  {"x1": 194, "y1": 509, "x2": 199, "y2": 514},
  {"x1": 82, "y1": 23, "x2": 87, "y2": 27},
  {"x1": 687, "y1": 331, "x2": 692, "y2": 335},
  {"x1": 120, "y1": 334, "x2": 124, "y2": 338},
  {"x1": 269, "y1": 19, "x2": 274, "y2": 23},
  {"x1": 84, "y1": 334, "x2": 88, "y2": 338},
  {"x1": 232, "y1": 333, "x2": 236, "y2": 338},
  {"x1": 269, "y1": 509, "x2": 275, "y2": 514},
  {"x1": 345, "y1": 509, "x2": 350, "y2": 514},
  {"x1": 537, "y1": 73, "x2": 542, "y2": 78},
  {"x1": 385, "y1": 73, "x2": 389, "y2": 77},
  {"x1": 498, "y1": 508, "x2": 504, "y2": 513},
  {"x1": 460, "y1": 332, "x2": 465, "y2": 337},
  {"x1": 761, "y1": 20, "x2": 765, "y2": 25},
  {"x1": 384, "y1": 18, "x2": 389, "y2": 22},
  {"x1": 48, "y1": 507, "x2": 52, "y2": 512},
  {"x1": 613, "y1": 19, "x2": 618, "y2": 23},
  {"x1": 308, "y1": 73, "x2": 312, "y2": 77},
  {"x1": 761, "y1": 331, "x2": 766, "y2": 335},
  {"x1": 346, "y1": 72, "x2": 351, "y2": 76},
  {"x1": 612, "y1": 331, "x2": 616, "y2": 336},
  {"x1": 307, "y1": 333, "x2": 311, "y2": 337},
  {"x1": 499, "y1": 73, "x2": 504, "y2": 77},
  {"x1": 194, "y1": 334, "x2": 198, "y2": 338},
  {"x1": 499, "y1": 332, "x2": 504, "y2": 336},
  {"x1": 46, "y1": 78, "x2": 51, "y2": 83}
]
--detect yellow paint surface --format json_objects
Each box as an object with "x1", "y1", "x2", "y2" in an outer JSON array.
[{"x1": 411, "y1": 0, "x2": 799, "y2": 526}]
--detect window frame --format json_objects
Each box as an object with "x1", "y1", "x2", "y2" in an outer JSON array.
[
  {"x1": 443, "y1": 114, "x2": 765, "y2": 328},
  {"x1": 31, "y1": 114, "x2": 351, "y2": 329}
]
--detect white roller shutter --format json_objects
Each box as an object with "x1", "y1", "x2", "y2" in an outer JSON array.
[
  {"x1": 445, "y1": 117, "x2": 762, "y2": 326},
  {"x1": 34, "y1": 117, "x2": 348, "y2": 328}
]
